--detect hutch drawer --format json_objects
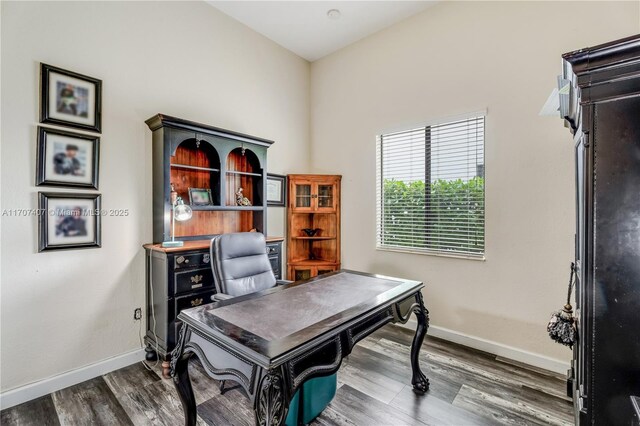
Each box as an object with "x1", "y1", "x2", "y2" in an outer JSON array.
[
  {"x1": 174, "y1": 252, "x2": 211, "y2": 270},
  {"x1": 266, "y1": 242, "x2": 280, "y2": 256},
  {"x1": 174, "y1": 267, "x2": 214, "y2": 295},
  {"x1": 175, "y1": 289, "x2": 216, "y2": 313}
]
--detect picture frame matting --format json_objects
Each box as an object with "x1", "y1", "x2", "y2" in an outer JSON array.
[
  {"x1": 36, "y1": 126, "x2": 100, "y2": 190},
  {"x1": 38, "y1": 192, "x2": 102, "y2": 252},
  {"x1": 40, "y1": 63, "x2": 102, "y2": 133},
  {"x1": 266, "y1": 173, "x2": 287, "y2": 207}
]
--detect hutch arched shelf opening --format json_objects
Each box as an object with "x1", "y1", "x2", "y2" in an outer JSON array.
[
  {"x1": 171, "y1": 137, "x2": 221, "y2": 206},
  {"x1": 225, "y1": 147, "x2": 263, "y2": 207}
]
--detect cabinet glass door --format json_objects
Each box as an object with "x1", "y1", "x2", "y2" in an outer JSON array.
[
  {"x1": 317, "y1": 184, "x2": 333, "y2": 208},
  {"x1": 295, "y1": 184, "x2": 312, "y2": 209}
]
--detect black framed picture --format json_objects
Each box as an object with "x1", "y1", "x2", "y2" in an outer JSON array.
[
  {"x1": 36, "y1": 126, "x2": 99, "y2": 189},
  {"x1": 266, "y1": 174, "x2": 287, "y2": 207},
  {"x1": 40, "y1": 63, "x2": 102, "y2": 133},
  {"x1": 38, "y1": 192, "x2": 102, "y2": 252},
  {"x1": 188, "y1": 188, "x2": 213, "y2": 206}
]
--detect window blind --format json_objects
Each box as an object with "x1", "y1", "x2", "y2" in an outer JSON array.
[{"x1": 376, "y1": 116, "x2": 485, "y2": 258}]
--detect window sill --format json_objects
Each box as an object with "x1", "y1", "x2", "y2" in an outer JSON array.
[{"x1": 376, "y1": 246, "x2": 486, "y2": 261}]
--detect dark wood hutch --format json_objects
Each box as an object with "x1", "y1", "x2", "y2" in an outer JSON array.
[
  {"x1": 562, "y1": 35, "x2": 640, "y2": 424},
  {"x1": 143, "y1": 114, "x2": 283, "y2": 376}
]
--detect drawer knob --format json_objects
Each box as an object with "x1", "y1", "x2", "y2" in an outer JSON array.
[
  {"x1": 177, "y1": 256, "x2": 185, "y2": 264},
  {"x1": 203, "y1": 254, "x2": 210, "y2": 263}
]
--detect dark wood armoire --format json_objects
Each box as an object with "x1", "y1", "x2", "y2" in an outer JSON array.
[{"x1": 562, "y1": 35, "x2": 640, "y2": 425}]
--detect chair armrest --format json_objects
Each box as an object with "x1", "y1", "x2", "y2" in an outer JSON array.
[
  {"x1": 212, "y1": 292, "x2": 234, "y2": 302},
  {"x1": 276, "y1": 279, "x2": 294, "y2": 286}
]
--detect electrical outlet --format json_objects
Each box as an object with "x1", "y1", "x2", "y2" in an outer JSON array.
[{"x1": 134, "y1": 308, "x2": 142, "y2": 320}]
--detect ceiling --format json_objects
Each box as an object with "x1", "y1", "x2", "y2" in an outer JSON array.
[{"x1": 207, "y1": 1, "x2": 438, "y2": 62}]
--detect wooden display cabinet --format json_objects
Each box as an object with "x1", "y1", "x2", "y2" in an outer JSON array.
[{"x1": 287, "y1": 174, "x2": 341, "y2": 281}]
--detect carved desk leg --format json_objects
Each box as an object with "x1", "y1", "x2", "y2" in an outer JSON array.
[
  {"x1": 411, "y1": 291, "x2": 430, "y2": 394},
  {"x1": 255, "y1": 370, "x2": 288, "y2": 426},
  {"x1": 171, "y1": 325, "x2": 197, "y2": 426}
]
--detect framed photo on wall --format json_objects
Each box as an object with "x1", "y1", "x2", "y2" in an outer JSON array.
[
  {"x1": 40, "y1": 63, "x2": 102, "y2": 133},
  {"x1": 266, "y1": 173, "x2": 287, "y2": 207},
  {"x1": 36, "y1": 127, "x2": 100, "y2": 189},
  {"x1": 38, "y1": 192, "x2": 102, "y2": 252}
]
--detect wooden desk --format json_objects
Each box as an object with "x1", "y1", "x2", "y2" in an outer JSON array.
[{"x1": 170, "y1": 270, "x2": 429, "y2": 426}]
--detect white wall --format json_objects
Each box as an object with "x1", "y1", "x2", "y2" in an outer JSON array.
[
  {"x1": 310, "y1": 1, "x2": 639, "y2": 364},
  {"x1": 0, "y1": 1, "x2": 309, "y2": 393}
]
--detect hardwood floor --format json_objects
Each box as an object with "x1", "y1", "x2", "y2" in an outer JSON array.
[{"x1": 1, "y1": 325, "x2": 573, "y2": 425}]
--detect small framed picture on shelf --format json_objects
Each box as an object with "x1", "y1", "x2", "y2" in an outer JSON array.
[
  {"x1": 40, "y1": 63, "x2": 102, "y2": 133},
  {"x1": 38, "y1": 192, "x2": 101, "y2": 252},
  {"x1": 36, "y1": 126, "x2": 99, "y2": 190},
  {"x1": 266, "y1": 173, "x2": 287, "y2": 207},
  {"x1": 188, "y1": 188, "x2": 213, "y2": 206}
]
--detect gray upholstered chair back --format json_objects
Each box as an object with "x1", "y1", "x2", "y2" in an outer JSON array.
[{"x1": 210, "y1": 232, "x2": 276, "y2": 297}]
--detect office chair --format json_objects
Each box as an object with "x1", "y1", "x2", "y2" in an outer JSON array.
[{"x1": 210, "y1": 232, "x2": 337, "y2": 425}]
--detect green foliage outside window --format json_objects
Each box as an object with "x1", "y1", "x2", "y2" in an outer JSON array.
[{"x1": 380, "y1": 177, "x2": 485, "y2": 254}]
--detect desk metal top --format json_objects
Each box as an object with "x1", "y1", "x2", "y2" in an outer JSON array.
[{"x1": 178, "y1": 270, "x2": 423, "y2": 365}]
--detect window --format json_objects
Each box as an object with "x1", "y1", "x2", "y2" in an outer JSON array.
[{"x1": 376, "y1": 115, "x2": 485, "y2": 258}]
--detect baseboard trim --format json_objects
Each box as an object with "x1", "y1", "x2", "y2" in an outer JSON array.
[
  {"x1": 397, "y1": 319, "x2": 570, "y2": 375},
  {"x1": 0, "y1": 349, "x2": 145, "y2": 410}
]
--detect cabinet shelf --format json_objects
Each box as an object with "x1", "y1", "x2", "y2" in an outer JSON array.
[
  {"x1": 226, "y1": 170, "x2": 262, "y2": 177},
  {"x1": 171, "y1": 164, "x2": 220, "y2": 172},
  {"x1": 289, "y1": 259, "x2": 338, "y2": 266},
  {"x1": 190, "y1": 205, "x2": 263, "y2": 211},
  {"x1": 292, "y1": 236, "x2": 336, "y2": 240},
  {"x1": 290, "y1": 211, "x2": 335, "y2": 215}
]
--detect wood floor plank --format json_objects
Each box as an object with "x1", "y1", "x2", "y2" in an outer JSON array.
[
  {"x1": 103, "y1": 363, "x2": 162, "y2": 396},
  {"x1": 52, "y1": 377, "x2": 132, "y2": 426},
  {"x1": 187, "y1": 360, "x2": 229, "y2": 405},
  {"x1": 453, "y1": 384, "x2": 572, "y2": 426},
  {"x1": 113, "y1": 375, "x2": 206, "y2": 426},
  {"x1": 311, "y1": 405, "x2": 359, "y2": 426},
  {"x1": 372, "y1": 335, "x2": 569, "y2": 403},
  {"x1": 389, "y1": 385, "x2": 492, "y2": 426},
  {"x1": 197, "y1": 386, "x2": 254, "y2": 426},
  {"x1": 356, "y1": 337, "x2": 462, "y2": 404},
  {"x1": 336, "y1": 361, "x2": 405, "y2": 404},
  {"x1": 495, "y1": 356, "x2": 566, "y2": 381},
  {"x1": 0, "y1": 395, "x2": 60, "y2": 426},
  {"x1": 313, "y1": 384, "x2": 428, "y2": 426}
]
